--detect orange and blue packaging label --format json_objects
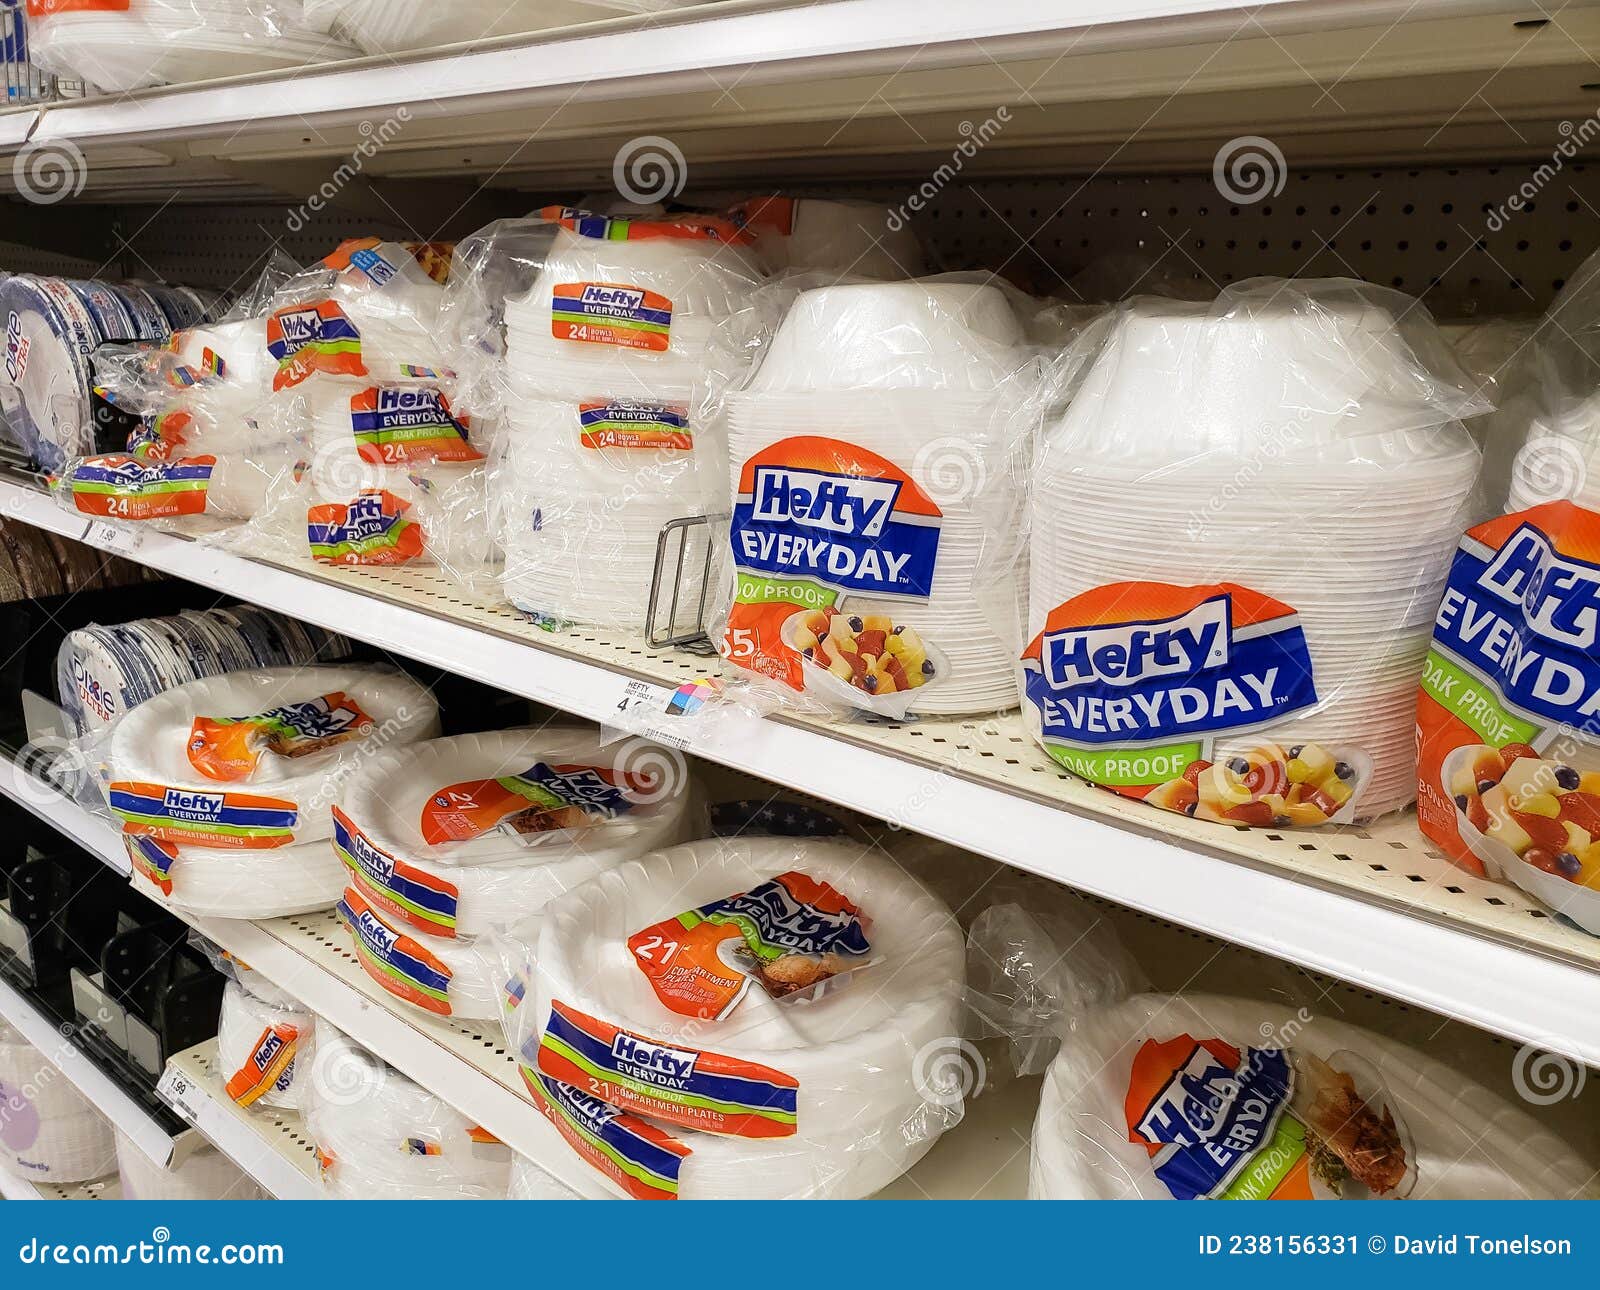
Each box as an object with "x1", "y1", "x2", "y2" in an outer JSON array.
[
  {"x1": 186, "y1": 691, "x2": 375, "y2": 782},
  {"x1": 418, "y1": 762, "x2": 639, "y2": 846},
  {"x1": 337, "y1": 887, "x2": 455, "y2": 1016},
  {"x1": 64, "y1": 454, "x2": 214, "y2": 520},
  {"x1": 537, "y1": 1000, "x2": 799, "y2": 1139},
  {"x1": 521, "y1": 1062, "x2": 689, "y2": 1200},
  {"x1": 577, "y1": 400, "x2": 691, "y2": 450},
  {"x1": 126, "y1": 836, "x2": 177, "y2": 896},
  {"x1": 109, "y1": 781, "x2": 298, "y2": 849},
  {"x1": 225, "y1": 1024, "x2": 300, "y2": 1108},
  {"x1": 268, "y1": 300, "x2": 364, "y2": 390},
  {"x1": 350, "y1": 385, "x2": 478, "y2": 465},
  {"x1": 628, "y1": 870, "x2": 873, "y2": 1021},
  {"x1": 551, "y1": 282, "x2": 673, "y2": 353},
  {"x1": 307, "y1": 490, "x2": 425, "y2": 566},
  {"x1": 333, "y1": 805, "x2": 461, "y2": 938}
]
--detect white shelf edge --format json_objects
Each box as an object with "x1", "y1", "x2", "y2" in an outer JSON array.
[
  {"x1": 0, "y1": 973, "x2": 175, "y2": 1168},
  {"x1": 0, "y1": 758, "x2": 130, "y2": 876},
  {"x1": 4, "y1": 479, "x2": 1598, "y2": 1069},
  {"x1": 157, "y1": 1046, "x2": 321, "y2": 1200},
  {"x1": 0, "y1": 1170, "x2": 41, "y2": 1199}
]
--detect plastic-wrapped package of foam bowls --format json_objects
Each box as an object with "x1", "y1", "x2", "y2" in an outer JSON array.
[
  {"x1": 1023, "y1": 282, "x2": 1487, "y2": 828},
  {"x1": 523, "y1": 835, "x2": 966, "y2": 1199},
  {"x1": 116, "y1": 1131, "x2": 265, "y2": 1200},
  {"x1": 106, "y1": 665, "x2": 441, "y2": 850},
  {"x1": 0, "y1": 1024, "x2": 117, "y2": 1184},
  {"x1": 304, "y1": 1024, "x2": 511, "y2": 1200}
]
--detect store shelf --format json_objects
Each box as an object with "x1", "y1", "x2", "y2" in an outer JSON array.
[
  {"x1": 0, "y1": 1172, "x2": 118, "y2": 1201},
  {"x1": 0, "y1": 974, "x2": 176, "y2": 1169},
  {"x1": 5, "y1": 0, "x2": 1600, "y2": 199},
  {"x1": 156, "y1": 1043, "x2": 320, "y2": 1200},
  {"x1": 4, "y1": 475, "x2": 1599, "y2": 1068}
]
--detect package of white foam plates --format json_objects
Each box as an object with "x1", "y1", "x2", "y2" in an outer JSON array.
[
  {"x1": 444, "y1": 207, "x2": 763, "y2": 629},
  {"x1": 303, "y1": 0, "x2": 610, "y2": 55},
  {"x1": 503, "y1": 835, "x2": 968, "y2": 1199},
  {"x1": 58, "y1": 605, "x2": 351, "y2": 737},
  {"x1": 717, "y1": 276, "x2": 1043, "y2": 720},
  {"x1": 27, "y1": 0, "x2": 360, "y2": 93},
  {"x1": 1021, "y1": 280, "x2": 1489, "y2": 830},
  {"x1": 966, "y1": 898, "x2": 1599, "y2": 1200},
  {"x1": 0, "y1": 1023, "x2": 118, "y2": 1184},
  {"x1": 730, "y1": 195, "x2": 927, "y2": 280},
  {"x1": 332, "y1": 726, "x2": 698, "y2": 1021},
  {"x1": 116, "y1": 1131, "x2": 265, "y2": 1200},
  {"x1": 105, "y1": 664, "x2": 440, "y2": 865},
  {"x1": 304, "y1": 1022, "x2": 512, "y2": 1200},
  {"x1": 0, "y1": 273, "x2": 217, "y2": 469},
  {"x1": 214, "y1": 978, "x2": 314, "y2": 1109}
]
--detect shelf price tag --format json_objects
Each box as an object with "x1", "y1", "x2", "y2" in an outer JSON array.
[
  {"x1": 156, "y1": 1065, "x2": 198, "y2": 1120},
  {"x1": 81, "y1": 519, "x2": 144, "y2": 555},
  {"x1": 608, "y1": 678, "x2": 694, "y2": 751}
]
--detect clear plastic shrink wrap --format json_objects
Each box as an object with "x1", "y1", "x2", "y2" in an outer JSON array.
[
  {"x1": 333, "y1": 726, "x2": 698, "y2": 1020},
  {"x1": 1419, "y1": 247, "x2": 1600, "y2": 933},
  {"x1": 303, "y1": 0, "x2": 611, "y2": 54},
  {"x1": 443, "y1": 207, "x2": 761, "y2": 629},
  {"x1": 717, "y1": 276, "x2": 1042, "y2": 718},
  {"x1": 731, "y1": 196, "x2": 928, "y2": 280},
  {"x1": 304, "y1": 1023, "x2": 512, "y2": 1199},
  {"x1": 26, "y1": 0, "x2": 359, "y2": 93},
  {"x1": 103, "y1": 665, "x2": 441, "y2": 870},
  {"x1": 0, "y1": 1023, "x2": 117, "y2": 1184},
  {"x1": 1024, "y1": 280, "x2": 1489, "y2": 829},
  {"x1": 499, "y1": 835, "x2": 969, "y2": 1199},
  {"x1": 116, "y1": 1131, "x2": 266, "y2": 1200},
  {"x1": 215, "y1": 979, "x2": 314, "y2": 1110},
  {"x1": 967, "y1": 896, "x2": 1599, "y2": 1200}
]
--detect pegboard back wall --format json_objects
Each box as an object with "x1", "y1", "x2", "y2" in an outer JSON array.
[{"x1": 5, "y1": 161, "x2": 1597, "y2": 315}]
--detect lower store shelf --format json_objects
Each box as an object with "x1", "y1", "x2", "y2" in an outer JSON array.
[
  {"x1": 3, "y1": 478, "x2": 1598, "y2": 1068},
  {"x1": 0, "y1": 1172, "x2": 119, "y2": 1201}
]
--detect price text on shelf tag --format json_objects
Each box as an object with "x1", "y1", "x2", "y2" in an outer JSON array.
[
  {"x1": 608, "y1": 679, "x2": 693, "y2": 751},
  {"x1": 156, "y1": 1065, "x2": 197, "y2": 1119}
]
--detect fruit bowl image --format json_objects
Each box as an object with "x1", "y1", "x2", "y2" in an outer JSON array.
[
  {"x1": 1442, "y1": 742, "x2": 1600, "y2": 935},
  {"x1": 781, "y1": 607, "x2": 949, "y2": 718},
  {"x1": 1144, "y1": 740, "x2": 1373, "y2": 828}
]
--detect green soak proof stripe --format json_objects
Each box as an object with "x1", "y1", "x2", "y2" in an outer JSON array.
[
  {"x1": 1043, "y1": 740, "x2": 1205, "y2": 787},
  {"x1": 735, "y1": 573, "x2": 839, "y2": 611},
  {"x1": 1220, "y1": 1116, "x2": 1310, "y2": 1201},
  {"x1": 1421, "y1": 648, "x2": 1542, "y2": 747}
]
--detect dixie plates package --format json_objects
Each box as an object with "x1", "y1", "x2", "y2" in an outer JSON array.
[
  {"x1": 968, "y1": 902, "x2": 1596, "y2": 1200},
  {"x1": 516, "y1": 835, "x2": 966, "y2": 1199},
  {"x1": 0, "y1": 1023, "x2": 117, "y2": 1184},
  {"x1": 106, "y1": 664, "x2": 440, "y2": 853},
  {"x1": 304, "y1": 1023, "x2": 511, "y2": 1200},
  {"x1": 721, "y1": 279, "x2": 1039, "y2": 718},
  {"x1": 332, "y1": 727, "x2": 697, "y2": 1019},
  {"x1": 1023, "y1": 280, "x2": 1487, "y2": 828}
]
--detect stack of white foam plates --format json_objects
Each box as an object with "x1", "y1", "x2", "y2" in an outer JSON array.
[
  {"x1": 1506, "y1": 390, "x2": 1600, "y2": 512},
  {"x1": 495, "y1": 216, "x2": 759, "y2": 628},
  {"x1": 1029, "y1": 298, "x2": 1482, "y2": 820},
  {"x1": 107, "y1": 664, "x2": 441, "y2": 852},
  {"x1": 305, "y1": 0, "x2": 599, "y2": 54},
  {"x1": 0, "y1": 1024, "x2": 117, "y2": 1184},
  {"x1": 1032, "y1": 991, "x2": 1598, "y2": 1200},
  {"x1": 524, "y1": 836, "x2": 965, "y2": 1199},
  {"x1": 725, "y1": 280, "x2": 1033, "y2": 716},
  {"x1": 333, "y1": 727, "x2": 696, "y2": 1020},
  {"x1": 743, "y1": 197, "x2": 927, "y2": 280},
  {"x1": 116, "y1": 1132, "x2": 265, "y2": 1200},
  {"x1": 215, "y1": 980, "x2": 313, "y2": 1110},
  {"x1": 1442, "y1": 318, "x2": 1539, "y2": 519},
  {"x1": 28, "y1": 0, "x2": 361, "y2": 93},
  {"x1": 507, "y1": 1152, "x2": 584, "y2": 1200},
  {"x1": 305, "y1": 1025, "x2": 511, "y2": 1200},
  {"x1": 58, "y1": 605, "x2": 350, "y2": 736}
]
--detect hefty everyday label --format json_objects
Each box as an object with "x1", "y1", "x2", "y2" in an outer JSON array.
[
  {"x1": 628, "y1": 870, "x2": 874, "y2": 1021},
  {"x1": 268, "y1": 300, "x2": 364, "y2": 389},
  {"x1": 126, "y1": 836, "x2": 177, "y2": 896},
  {"x1": 306, "y1": 490, "x2": 425, "y2": 565},
  {"x1": 186, "y1": 691, "x2": 375, "y2": 782},
  {"x1": 520, "y1": 1065, "x2": 690, "y2": 1201},
  {"x1": 337, "y1": 887, "x2": 454, "y2": 1015},
  {"x1": 349, "y1": 386, "x2": 479, "y2": 465},
  {"x1": 724, "y1": 436, "x2": 942, "y2": 693},
  {"x1": 418, "y1": 762, "x2": 639, "y2": 846},
  {"x1": 1126, "y1": 1035, "x2": 1307, "y2": 1201},
  {"x1": 109, "y1": 782, "x2": 298, "y2": 849},
  {"x1": 332, "y1": 806, "x2": 460, "y2": 938},
  {"x1": 537, "y1": 1001, "x2": 799, "y2": 1139},
  {"x1": 1417, "y1": 501, "x2": 1600, "y2": 874},
  {"x1": 224, "y1": 1024, "x2": 300, "y2": 1108},
  {"x1": 551, "y1": 282, "x2": 672, "y2": 352},
  {"x1": 64, "y1": 454, "x2": 214, "y2": 520},
  {"x1": 578, "y1": 400, "x2": 691, "y2": 451}
]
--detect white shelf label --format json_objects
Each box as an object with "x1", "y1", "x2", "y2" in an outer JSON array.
[
  {"x1": 156, "y1": 1066, "x2": 198, "y2": 1120},
  {"x1": 81, "y1": 520, "x2": 143, "y2": 555},
  {"x1": 610, "y1": 678, "x2": 693, "y2": 751}
]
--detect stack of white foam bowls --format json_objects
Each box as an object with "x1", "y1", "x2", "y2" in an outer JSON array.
[
  {"x1": 1506, "y1": 390, "x2": 1600, "y2": 512},
  {"x1": 27, "y1": 0, "x2": 360, "y2": 93},
  {"x1": 333, "y1": 727, "x2": 696, "y2": 1021},
  {"x1": 745, "y1": 198, "x2": 927, "y2": 280},
  {"x1": 1031, "y1": 298, "x2": 1481, "y2": 819},
  {"x1": 496, "y1": 219, "x2": 761, "y2": 628},
  {"x1": 727, "y1": 280, "x2": 1032, "y2": 716},
  {"x1": 520, "y1": 836, "x2": 966, "y2": 1200},
  {"x1": 116, "y1": 1132, "x2": 265, "y2": 1200},
  {"x1": 0, "y1": 1024, "x2": 117, "y2": 1184},
  {"x1": 304, "y1": 0, "x2": 604, "y2": 54},
  {"x1": 304, "y1": 1024, "x2": 511, "y2": 1200}
]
